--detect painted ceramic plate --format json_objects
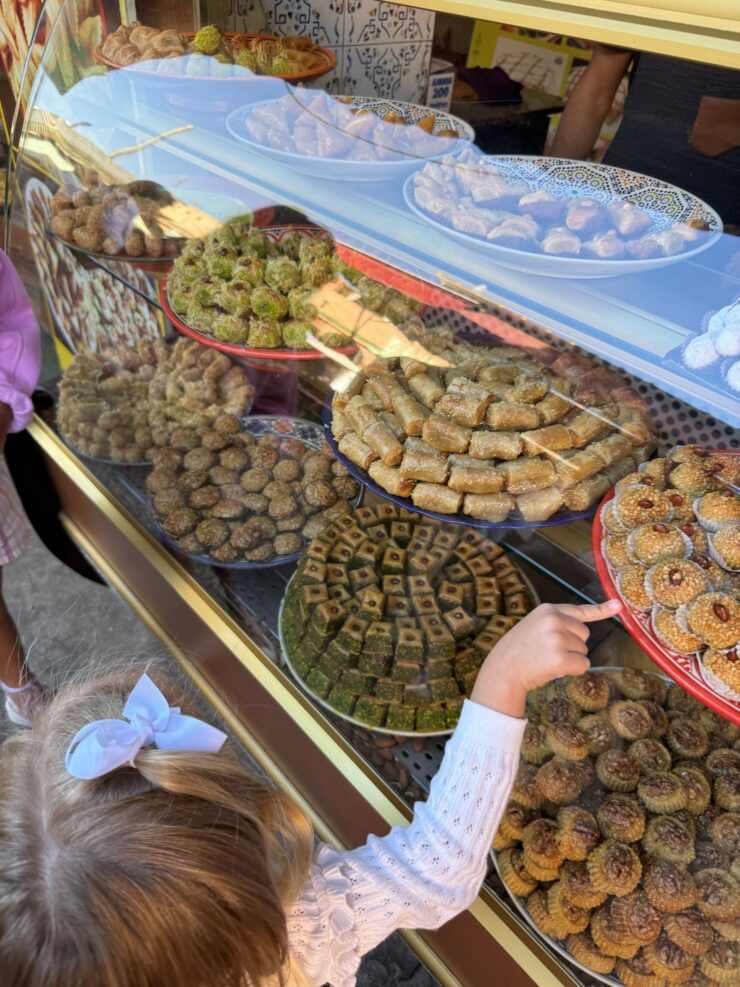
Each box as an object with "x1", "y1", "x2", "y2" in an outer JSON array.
[
  {"x1": 226, "y1": 96, "x2": 474, "y2": 183},
  {"x1": 404, "y1": 155, "x2": 722, "y2": 278},
  {"x1": 592, "y1": 453, "x2": 740, "y2": 727}
]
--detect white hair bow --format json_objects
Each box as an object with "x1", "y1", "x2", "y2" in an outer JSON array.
[{"x1": 65, "y1": 674, "x2": 228, "y2": 780}]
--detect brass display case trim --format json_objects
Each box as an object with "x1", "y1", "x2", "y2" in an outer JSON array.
[{"x1": 34, "y1": 418, "x2": 578, "y2": 987}]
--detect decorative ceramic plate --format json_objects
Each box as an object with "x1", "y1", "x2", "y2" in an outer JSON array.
[
  {"x1": 225, "y1": 96, "x2": 474, "y2": 183},
  {"x1": 150, "y1": 416, "x2": 362, "y2": 569},
  {"x1": 322, "y1": 396, "x2": 597, "y2": 531},
  {"x1": 592, "y1": 454, "x2": 740, "y2": 727},
  {"x1": 162, "y1": 225, "x2": 360, "y2": 361},
  {"x1": 491, "y1": 667, "x2": 672, "y2": 987},
  {"x1": 95, "y1": 33, "x2": 337, "y2": 84},
  {"x1": 403, "y1": 155, "x2": 722, "y2": 279},
  {"x1": 279, "y1": 565, "x2": 539, "y2": 738}
]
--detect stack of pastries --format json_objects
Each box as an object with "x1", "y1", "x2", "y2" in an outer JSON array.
[
  {"x1": 601, "y1": 446, "x2": 740, "y2": 698},
  {"x1": 281, "y1": 506, "x2": 534, "y2": 732},
  {"x1": 331, "y1": 325, "x2": 656, "y2": 524},
  {"x1": 496, "y1": 667, "x2": 740, "y2": 984}
]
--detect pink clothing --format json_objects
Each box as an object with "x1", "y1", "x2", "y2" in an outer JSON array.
[
  {"x1": 0, "y1": 249, "x2": 41, "y2": 433},
  {"x1": 0, "y1": 455, "x2": 30, "y2": 565}
]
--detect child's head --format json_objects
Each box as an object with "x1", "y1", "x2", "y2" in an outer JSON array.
[{"x1": 0, "y1": 668, "x2": 313, "y2": 987}]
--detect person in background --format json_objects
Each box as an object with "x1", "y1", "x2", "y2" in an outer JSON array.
[
  {"x1": 0, "y1": 599, "x2": 620, "y2": 986},
  {"x1": 0, "y1": 248, "x2": 51, "y2": 725},
  {"x1": 551, "y1": 46, "x2": 740, "y2": 226}
]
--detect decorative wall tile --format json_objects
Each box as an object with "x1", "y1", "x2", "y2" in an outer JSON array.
[
  {"x1": 343, "y1": 41, "x2": 432, "y2": 102},
  {"x1": 345, "y1": 1, "x2": 434, "y2": 45},
  {"x1": 232, "y1": 0, "x2": 344, "y2": 47}
]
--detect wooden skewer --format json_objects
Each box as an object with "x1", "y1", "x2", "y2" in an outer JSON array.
[{"x1": 109, "y1": 124, "x2": 193, "y2": 158}]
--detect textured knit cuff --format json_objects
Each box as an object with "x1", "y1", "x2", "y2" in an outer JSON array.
[{"x1": 450, "y1": 698, "x2": 527, "y2": 757}]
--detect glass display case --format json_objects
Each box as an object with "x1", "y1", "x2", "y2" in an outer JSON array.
[{"x1": 4, "y1": 2, "x2": 739, "y2": 985}]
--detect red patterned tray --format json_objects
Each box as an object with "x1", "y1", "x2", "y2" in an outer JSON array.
[{"x1": 592, "y1": 455, "x2": 740, "y2": 726}]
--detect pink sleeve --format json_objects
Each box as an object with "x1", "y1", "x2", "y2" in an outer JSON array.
[{"x1": 0, "y1": 249, "x2": 41, "y2": 432}]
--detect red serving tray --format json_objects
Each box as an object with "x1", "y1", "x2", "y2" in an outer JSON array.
[{"x1": 592, "y1": 454, "x2": 740, "y2": 726}]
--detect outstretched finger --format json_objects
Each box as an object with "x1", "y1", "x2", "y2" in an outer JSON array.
[
  {"x1": 556, "y1": 600, "x2": 622, "y2": 623},
  {"x1": 561, "y1": 654, "x2": 592, "y2": 678}
]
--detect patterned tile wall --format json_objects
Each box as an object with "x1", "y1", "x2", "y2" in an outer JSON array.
[{"x1": 227, "y1": 0, "x2": 435, "y2": 101}]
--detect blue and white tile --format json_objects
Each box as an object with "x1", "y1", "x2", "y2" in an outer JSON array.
[
  {"x1": 342, "y1": 41, "x2": 432, "y2": 102},
  {"x1": 344, "y1": 1, "x2": 434, "y2": 45},
  {"x1": 232, "y1": 0, "x2": 344, "y2": 47}
]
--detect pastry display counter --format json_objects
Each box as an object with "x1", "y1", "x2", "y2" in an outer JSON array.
[{"x1": 4, "y1": 2, "x2": 739, "y2": 986}]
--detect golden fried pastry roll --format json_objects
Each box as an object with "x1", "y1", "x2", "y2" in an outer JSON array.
[
  {"x1": 378, "y1": 410, "x2": 406, "y2": 440},
  {"x1": 331, "y1": 409, "x2": 353, "y2": 442},
  {"x1": 392, "y1": 393, "x2": 427, "y2": 436},
  {"x1": 436, "y1": 391, "x2": 490, "y2": 428},
  {"x1": 463, "y1": 492, "x2": 515, "y2": 523},
  {"x1": 345, "y1": 395, "x2": 377, "y2": 435},
  {"x1": 469, "y1": 430, "x2": 523, "y2": 461},
  {"x1": 409, "y1": 373, "x2": 445, "y2": 408},
  {"x1": 368, "y1": 460, "x2": 415, "y2": 498},
  {"x1": 535, "y1": 391, "x2": 574, "y2": 424},
  {"x1": 488, "y1": 401, "x2": 540, "y2": 431},
  {"x1": 422, "y1": 414, "x2": 472, "y2": 453},
  {"x1": 363, "y1": 420, "x2": 404, "y2": 466},
  {"x1": 411, "y1": 482, "x2": 463, "y2": 515},
  {"x1": 360, "y1": 384, "x2": 384, "y2": 409},
  {"x1": 508, "y1": 376, "x2": 550, "y2": 405},
  {"x1": 521, "y1": 424, "x2": 574, "y2": 456},
  {"x1": 602, "y1": 456, "x2": 636, "y2": 484},
  {"x1": 553, "y1": 449, "x2": 603, "y2": 489},
  {"x1": 399, "y1": 449, "x2": 450, "y2": 483},
  {"x1": 562, "y1": 473, "x2": 611, "y2": 511},
  {"x1": 338, "y1": 432, "x2": 378, "y2": 470},
  {"x1": 589, "y1": 433, "x2": 632, "y2": 466},
  {"x1": 399, "y1": 357, "x2": 428, "y2": 378},
  {"x1": 369, "y1": 374, "x2": 405, "y2": 411},
  {"x1": 404, "y1": 436, "x2": 440, "y2": 455},
  {"x1": 567, "y1": 407, "x2": 613, "y2": 447},
  {"x1": 449, "y1": 465, "x2": 504, "y2": 494},
  {"x1": 332, "y1": 371, "x2": 365, "y2": 409},
  {"x1": 501, "y1": 456, "x2": 556, "y2": 494},
  {"x1": 516, "y1": 486, "x2": 564, "y2": 522}
]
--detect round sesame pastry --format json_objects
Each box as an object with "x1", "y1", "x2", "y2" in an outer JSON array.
[
  {"x1": 628, "y1": 522, "x2": 692, "y2": 566},
  {"x1": 638, "y1": 772, "x2": 689, "y2": 814},
  {"x1": 642, "y1": 815, "x2": 696, "y2": 866},
  {"x1": 698, "y1": 939, "x2": 739, "y2": 984},
  {"x1": 708, "y1": 525, "x2": 740, "y2": 571},
  {"x1": 608, "y1": 700, "x2": 654, "y2": 741},
  {"x1": 683, "y1": 592, "x2": 740, "y2": 651},
  {"x1": 567, "y1": 928, "x2": 616, "y2": 975},
  {"x1": 688, "y1": 551, "x2": 727, "y2": 592},
  {"x1": 653, "y1": 607, "x2": 704, "y2": 656},
  {"x1": 615, "y1": 486, "x2": 676, "y2": 528},
  {"x1": 666, "y1": 491, "x2": 699, "y2": 525},
  {"x1": 669, "y1": 462, "x2": 717, "y2": 498},
  {"x1": 621, "y1": 468, "x2": 665, "y2": 492},
  {"x1": 556, "y1": 805, "x2": 601, "y2": 861},
  {"x1": 640, "y1": 457, "x2": 673, "y2": 486},
  {"x1": 604, "y1": 533, "x2": 632, "y2": 569},
  {"x1": 498, "y1": 847, "x2": 539, "y2": 898},
  {"x1": 693, "y1": 490, "x2": 740, "y2": 532},
  {"x1": 587, "y1": 838, "x2": 642, "y2": 896},
  {"x1": 642, "y1": 857, "x2": 699, "y2": 914},
  {"x1": 619, "y1": 564, "x2": 654, "y2": 610},
  {"x1": 597, "y1": 792, "x2": 647, "y2": 843},
  {"x1": 602, "y1": 501, "x2": 629, "y2": 534},
  {"x1": 676, "y1": 521, "x2": 709, "y2": 554},
  {"x1": 578, "y1": 713, "x2": 619, "y2": 756},
  {"x1": 644, "y1": 933, "x2": 697, "y2": 984},
  {"x1": 565, "y1": 671, "x2": 611, "y2": 711},
  {"x1": 694, "y1": 868, "x2": 740, "y2": 922},
  {"x1": 615, "y1": 950, "x2": 672, "y2": 987},
  {"x1": 646, "y1": 559, "x2": 711, "y2": 610},
  {"x1": 663, "y1": 909, "x2": 714, "y2": 958},
  {"x1": 560, "y1": 859, "x2": 608, "y2": 909},
  {"x1": 629, "y1": 737, "x2": 673, "y2": 774}
]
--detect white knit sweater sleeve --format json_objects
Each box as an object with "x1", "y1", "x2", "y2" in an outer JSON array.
[{"x1": 287, "y1": 699, "x2": 526, "y2": 987}]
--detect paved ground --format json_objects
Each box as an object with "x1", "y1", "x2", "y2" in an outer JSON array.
[{"x1": 2, "y1": 531, "x2": 437, "y2": 987}]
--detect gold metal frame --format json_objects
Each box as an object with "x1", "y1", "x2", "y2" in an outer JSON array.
[
  {"x1": 400, "y1": 0, "x2": 740, "y2": 69},
  {"x1": 31, "y1": 416, "x2": 580, "y2": 987}
]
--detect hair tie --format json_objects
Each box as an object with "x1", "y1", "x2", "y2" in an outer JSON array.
[{"x1": 65, "y1": 674, "x2": 228, "y2": 780}]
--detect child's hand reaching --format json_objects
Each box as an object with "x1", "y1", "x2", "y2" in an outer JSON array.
[{"x1": 471, "y1": 600, "x2": 622, "y2": 719}]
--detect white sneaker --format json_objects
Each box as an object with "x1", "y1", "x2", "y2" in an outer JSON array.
[{"x1": 3, "y1": 677, "x2": 52, "y2": 727}]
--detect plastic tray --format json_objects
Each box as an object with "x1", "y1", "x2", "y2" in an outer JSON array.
[
  {"x1": 592, "y1": 454, "x2": 740, "y2": 726},
  {"x1": 279, "y1": 562, "x2": 540, "y2": 738},
  {"x1": 149, "y1": 416, "x2": 361, "y2": 569},
  {"x1": 402, "y1": 155, "x2": 722, "y2": 280},
  {"x1": 322, "y1": 396, "x2": 596, "y2": 531},
  {"x1": 51, "y1": 229, "x2": 181, "y2": 272}
]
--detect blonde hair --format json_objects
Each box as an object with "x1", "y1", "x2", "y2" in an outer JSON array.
[{"x1": 0, "y1": 667, "x2": 315, "y2": 987}]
